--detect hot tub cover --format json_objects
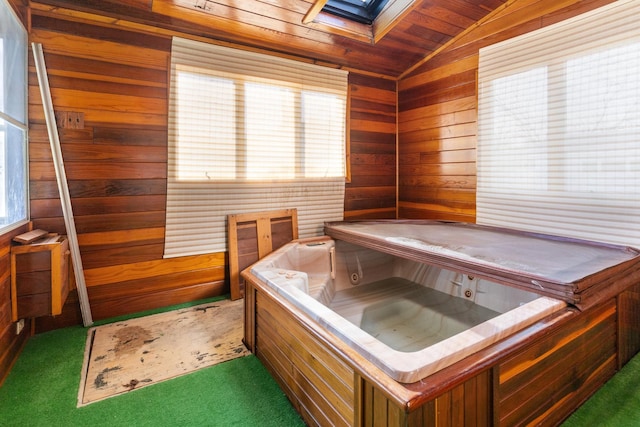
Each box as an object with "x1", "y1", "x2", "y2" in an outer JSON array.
[{"x1": 325, "y1": 220, "x2": 640, "y2": 309}]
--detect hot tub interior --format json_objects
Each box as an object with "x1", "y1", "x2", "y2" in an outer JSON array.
[
  {"x1": 250, "y1": 237, "x2": 565, "y2": 382},
  {"x1": 330, "y1": 240, "x2": 548, "y2": 352},
  {"x1": 335, "y1": 279, "x2": 500, "y2": 352}
]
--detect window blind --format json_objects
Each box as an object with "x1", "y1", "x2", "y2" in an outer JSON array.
[
  {"x1": 477, "y1": 0, "x2": 640, "y2": 248},
  {"x1": 165, "y1": 37, "x2": 348, "y2": 257}
]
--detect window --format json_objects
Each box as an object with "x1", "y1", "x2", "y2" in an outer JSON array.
[
  {"x1": 173, "y1": 68, "x2": 345, "y2": 182},
  {"x1": 0, "y1": 0, "x2": 28, "y2": 234},
  {"x1": 323, "y1": 0, "x2": 390, "y2": 25},
  {"x1": 303, "y1": 0, "x2": 416, "y2": 44},
  {"x1": 477, "y1": 0, "x2": 640, "y2": 248},
  {"x1": 165, "y1": 37, "x2": 348, "y2": 257}
]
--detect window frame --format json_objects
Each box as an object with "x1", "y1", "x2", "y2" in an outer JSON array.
[
  {"x1": 322, "y1": 0, "x2": 390, "y2": 25},
  {"x1": 302, "y1": 0, "x2": 418, "y2": 44},
  {"x1": 0, "y1": 0, "x2": 29, "y2": 235}
]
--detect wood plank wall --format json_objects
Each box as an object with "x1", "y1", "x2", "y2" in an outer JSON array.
[
  {"x1": 345, "y1": 74, "x2": 397, "y2": 219},
  {"x1": 22, "y1": 4, "x2": 396, "y2": 326},
  {"x1": 27, "y1": 11, "x2": 213, "y2": 324},
  {"x1": 397, "y1": 0, "x2": 615, "y2": 222},
  {"x1": 0, "y1": 225, "x2": 30, "y2": 385}
]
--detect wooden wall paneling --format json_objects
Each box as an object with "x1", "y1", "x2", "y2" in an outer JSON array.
[
  {"x1": 33, "y1": 289, "x2": 83, "y2": 334},
  {"x1": 26, "y1": 11, "x2": 231, "y2": 322},
  {"x1": 345, "y1": 73, "x2": 397, "y2": 220},
  {"x1": 7, "y1": 0, "x2": 28, "y2": 24},
  {"x1": 82, "y1": 252, "x2": 226, "y2": 286},
  {"x1": 88, "y1": 281, "x2": 226, "y2": 321},
  {"x1": 29, "y1": 0, "x2": 511, "y2": 79},
  {"x1": 39, "y1": 252, "x2": 226, "y2": 324},
  {"x1": 398, "y1": 57, "x2": 477, "y2": 222},
  {"x1": 0, "y1": 224, "x2": 31, "y2": 385},
  {"x1": 397, "y1": 0, "x2": 615, "y2": 223}
]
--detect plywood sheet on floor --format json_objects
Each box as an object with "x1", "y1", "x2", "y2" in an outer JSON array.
[{"x1": 78, "y1": 299, "x2": 249, "y2": 406}]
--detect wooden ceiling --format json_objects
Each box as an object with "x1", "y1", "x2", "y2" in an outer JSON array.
[{"x1": 34, "y1": 0, "x2": 508, "y2": 78}]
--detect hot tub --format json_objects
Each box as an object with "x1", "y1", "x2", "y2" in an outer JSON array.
[
  {"x1": 242, "y1": 220, "x2": 640, "y2": 426},
  {"x1": 249, "y1": 237, "x2": 566, "y2": 382}
]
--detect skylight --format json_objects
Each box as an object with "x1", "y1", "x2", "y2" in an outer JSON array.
[{"x1": 322, "y1": 0, "x2": 390, "y2": 25}]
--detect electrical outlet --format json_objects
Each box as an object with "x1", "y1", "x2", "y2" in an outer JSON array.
[{"x1": 15, "y1": 319, "x2": 25, "y2": 335}]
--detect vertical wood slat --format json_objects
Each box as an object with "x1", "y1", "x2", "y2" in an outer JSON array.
[
  {"x1": 373, "y1": 387, "x2": 388, "y2": 425},
  {"x1": 496, "y1": 299, "x2": 618, "y2": 426},
  {"x1": 253, "y1": 288, "x2": 354, "y2": 427},
  {"x1": 242, "y1": 278, "x2": 256, "y2": 352},
  {"x1": 618, "y1": 282, "x2": 640, "y2": 367},
  {"x1": 360, "y1": 369, "x2": 492, "y2": 426}
]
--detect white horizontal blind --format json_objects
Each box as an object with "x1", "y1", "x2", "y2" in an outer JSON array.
[
  {"x1": 165, "y1": 37, "x2": 348, "y2": 257},
  {"x1": 477, "y1": 0, "x2": 640, "y2": 248}
]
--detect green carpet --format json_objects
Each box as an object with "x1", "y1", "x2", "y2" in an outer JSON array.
[
  {"x1": 562, "y1": 352, "x2": 640, "y2": 426},
  {"x1": 0, "y1": 298, "x2": 305, "y2": 427},
  {"x1": 3, "y1": 295, "x2": 640, "y2": 426}
]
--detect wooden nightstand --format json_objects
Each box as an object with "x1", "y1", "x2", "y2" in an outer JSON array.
[{"x1": 10, "y1": 235, "x2": 70, "y2": 321}]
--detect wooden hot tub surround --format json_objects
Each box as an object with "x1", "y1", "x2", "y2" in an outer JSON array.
[{"x1": 242, "y1": 221, "x2": 640, "y2": 426}]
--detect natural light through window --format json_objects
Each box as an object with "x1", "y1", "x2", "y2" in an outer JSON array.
[
  {"x1": 174, "y1": 65, "x2": 345, "y2": 182},
  {"x1": 564, "y1": 42, "x2": 640, "y2": 194},
  {"x1": 0, "y1": 125, "x2": 5, "y2": 219},
  {"x1": 165, "y1": 37, "x2": 348, "y2": 257},
  {"x1": 486, "y1": 67, "x2": 548, "y2": 192},
  {"x1": 477, "y1": 0, "x2": 640, "y2": 248},
  {"x1": 245, "y1": 82, "x2": 297, "y2": 180},
  {"x1": 0, "y1": 0, "x2": 28, "y2": 233},
  {"x1": 303, "y1": 91, "x2": 347, "y2": 178},
  {"x1": 0, "y1": 36, "x2": 5, "y2": 218},
  {"x1": 175, "y1": 67, "x2": 236, "y2": 180}
]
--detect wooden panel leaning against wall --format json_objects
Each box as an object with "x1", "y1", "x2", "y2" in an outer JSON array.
[
  {"x1": 396, "y1": 0, "x2": 615, "y2": 223},
  {"x1": 26, "y1": 6, "x2": 399, "y2": 329}
]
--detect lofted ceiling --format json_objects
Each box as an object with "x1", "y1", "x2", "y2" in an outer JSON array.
[{"x1": 34, "y1": 0, "x2": 508, "y2": 78}]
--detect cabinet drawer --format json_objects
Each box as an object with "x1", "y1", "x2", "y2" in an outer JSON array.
[
  {"x1": 14, "y1": 271, "x2": 52, "y2": 296},
  {"x1": 14, "y1": 251, "x2": 51, "y2": 273},
  {"x1": 10, "y1": 236, "x2": 70, "y2": 321},
  {"x1": 17, "y1": 294, "x2": 52, "y2": 319}
]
